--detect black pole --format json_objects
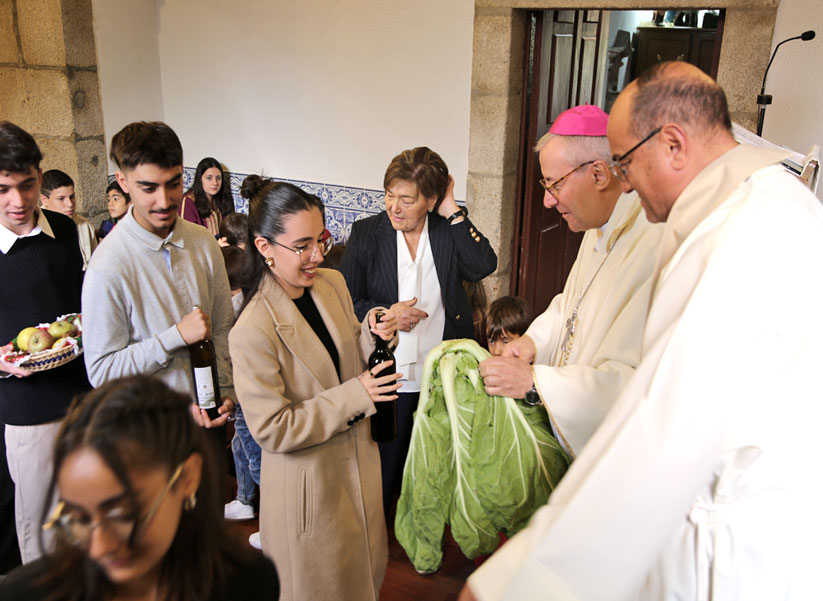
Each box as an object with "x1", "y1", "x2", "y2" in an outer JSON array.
[
  {"x1": 756, "y1": 94, "x2": 772, "y2": 137},
  {"x1": 757, "y1": 30, "x2": 815, "y2": 137}
]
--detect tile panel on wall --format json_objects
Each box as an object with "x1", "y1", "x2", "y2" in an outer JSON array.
[{"x1": 114, "y1": 169, "x2": 462, "y2": 244}]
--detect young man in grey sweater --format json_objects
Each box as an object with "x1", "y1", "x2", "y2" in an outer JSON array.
[{"x1": 82, "y1": 121, "x2": 235, "y2": 426}]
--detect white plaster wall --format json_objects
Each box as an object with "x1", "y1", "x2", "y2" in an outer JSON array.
[
  {"x1": 762, "y1": 0, "x2": 823, "y2": 200},
  {"x1": 151, "y1": 0, "x2": 474, "y2": 197},
  {"x1": 91, "y1": 0, "x2": 165, "y2": 172}
]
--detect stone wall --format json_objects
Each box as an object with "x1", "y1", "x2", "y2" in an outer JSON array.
[
  {"x1": 467, "y1": 7, "x2": 527, "y2": 299},
  {"x1": 0, "y1": 0, "x2": 106, "y2": 224},
  {"x1": 468, "y1": 0, "x2": 780, "y2": 299}
]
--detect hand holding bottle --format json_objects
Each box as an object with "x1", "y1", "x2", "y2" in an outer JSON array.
[
  {"x1": 177, "y1": 307, "x2": 211, "y2": 344},
  {"x1": 358, "y1": 360, "x2": 402, "y2": 404},
  {"x1": 365, "y1": 311, "x2": 401, "y2": 441},
  {"x1": 187, "y1": 304, "x2": 222, "y2": 422},
  {"x1": 191, "y1": 396, "x2": 235, "y2": 428},
  {"x1": 368, "y1": 309, "x2": 397, "y2": 341}
]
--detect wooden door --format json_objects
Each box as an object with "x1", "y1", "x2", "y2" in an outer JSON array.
[
  {"x1": 689, "y1": 30, "x2": 718, "y2": 74},
  {"x1": 511, "y1": 10, "x2": 608, "y2": 317},
  {"x1": 634, "y1": 21, "x2": 723, "y2": 79},
  {"x1": 634, "y1": 27, "x2": 691, "y2": 76}
]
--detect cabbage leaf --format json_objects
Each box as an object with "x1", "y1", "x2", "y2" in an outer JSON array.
[{"x1": 395, "y1": 339, "x2": 570, "y2": 573}]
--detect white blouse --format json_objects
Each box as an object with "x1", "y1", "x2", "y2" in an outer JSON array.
[{"x1": 394, "y1": 216, "x2": 444, "y2": 393}]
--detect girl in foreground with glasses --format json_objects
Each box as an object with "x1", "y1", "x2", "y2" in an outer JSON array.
[
  {"x1": 229, "y1": 176, "x2": 400, "y2": 601},
  {"x1": 0, "y1": 375, "x2": 278, "y2": 601}
]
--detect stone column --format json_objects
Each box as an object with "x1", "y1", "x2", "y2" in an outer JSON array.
[
  {"x1": 466, "y1": 7, "x2": 527, "y2": 300},
  {"x1": 716, "y1": 6, "x2": 779, "y2": 132},
  {"x1": 0, "y1": 0, "x2": 107, "y2": 225}
]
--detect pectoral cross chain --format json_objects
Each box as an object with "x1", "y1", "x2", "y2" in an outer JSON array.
[
  {"x1": 555, "y1": 220, "x2": 629, "y2": 368},
  {"x1": 559, "y1": 307, "x2": 578, "y2": 367}
]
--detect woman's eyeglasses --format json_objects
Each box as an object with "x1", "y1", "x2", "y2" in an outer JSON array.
[
  {"x1": 43, "y1": 462, "x2": 184, "y2": 548},
  {"x1": 271, "y1": 233, "x2": 334, "y2": 262}
]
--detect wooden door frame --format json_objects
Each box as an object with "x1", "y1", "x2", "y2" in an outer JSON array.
[
  {"x1": 510, "y1": 11, "x2": 543, "y2": 296},
  {"x1": 510, "y1": 9, "x2": 605, "y2": 312}
]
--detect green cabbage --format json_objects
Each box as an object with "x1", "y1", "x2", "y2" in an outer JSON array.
[{"x1": 395, "y1": 339, "x2": 571, "y2": 573}]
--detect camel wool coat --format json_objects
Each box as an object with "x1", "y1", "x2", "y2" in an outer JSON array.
[{"x1": 229, "y1": 269, "x2": 388, "y2": 601}]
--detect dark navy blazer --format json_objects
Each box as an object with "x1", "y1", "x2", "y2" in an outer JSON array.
[{"x1": 338, "y1": 211, "x2": 497, "y2": 340}]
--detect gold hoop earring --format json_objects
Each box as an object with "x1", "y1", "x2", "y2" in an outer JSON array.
[
  {"x1": 184, "y1": 492, "x2": 197, "y2": 511},
  {"x1": 264, "y1": 257, "x2": 274, "y2": 267}
]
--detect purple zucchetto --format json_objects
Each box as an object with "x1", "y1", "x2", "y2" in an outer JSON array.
[{"x1": 549, "y1": 105, "x2": 609, "y2": 137}]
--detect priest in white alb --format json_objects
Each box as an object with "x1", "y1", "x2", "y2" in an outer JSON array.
[
  {"x1": 462, "y1": 62, "x2": 823, "y2": 601},
  {"x1": 479, "y1": 105, "x2": 663, "y2": 458}
]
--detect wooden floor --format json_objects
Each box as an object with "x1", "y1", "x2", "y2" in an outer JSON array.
[
  {"x1": 229, "y1": 515, "x2": 475, "y2": 600},
  {"x1": 223, "y1": 436, "x2": 474, "y2": 600},
  {"x1": 380, "y1": 526, "x2": 475, "y2": 601}
]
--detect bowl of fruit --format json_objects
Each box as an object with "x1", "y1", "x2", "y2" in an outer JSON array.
[{"x1": 2, "y1": 314, "x2": 83, "y2": 372}]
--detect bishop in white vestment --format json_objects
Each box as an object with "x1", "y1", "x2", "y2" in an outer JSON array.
[{"x1": 480, "y1": 105, "x2": 663, "y2": 457}]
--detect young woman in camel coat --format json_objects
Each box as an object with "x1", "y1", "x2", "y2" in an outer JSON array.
[{"x1": 229, "y1": 177, "x2": 400, "y2": 601}]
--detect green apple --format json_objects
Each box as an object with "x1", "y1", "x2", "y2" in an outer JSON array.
[
  {"x1": 16, "y1": 327, "x2": 39, "y2": 352},
  {"x1": 27, "y1": 330, "x2": 55, "y2": 353},
  {"x1": 48, "y1": 320, "x2": 75, "y2": 338}
]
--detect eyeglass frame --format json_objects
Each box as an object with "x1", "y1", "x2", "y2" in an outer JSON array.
[
  {"x1": 608, "y1": 126, "x2": 662, "y2": 182},
  {"x1": 270, "y1": 232, "x2": 334, "y2": 262},
  {"x1": 43, "y1": 462, "x2": 185, "y2": 548},
  {"x1": 538, "y1": 160, "x2": 594, "y2": 200}
]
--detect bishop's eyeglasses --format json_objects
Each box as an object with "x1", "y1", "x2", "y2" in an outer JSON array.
[
  {"x1": 608, "y1": 127, "x2": 662, "y2": 182},
  {"x1": 539, "y1": 161, "x2": 594, "y2": 200}
]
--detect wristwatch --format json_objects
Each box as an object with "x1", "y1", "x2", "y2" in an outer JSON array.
[
  {"x1": 446, "y1": 208, "x2": 466, "y2": 224},
  {"x1": 524, "y1": 385, "x2": 541, "y2": 406}
]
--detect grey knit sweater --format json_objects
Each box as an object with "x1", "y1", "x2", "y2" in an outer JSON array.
[{"x1": 81, "y1": 208, "x2": 235, "y2": 400}]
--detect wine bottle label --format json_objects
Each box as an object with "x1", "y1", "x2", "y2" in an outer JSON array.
[{"x1": 193, "y1": 366, "x2": 218, "y2": 409}]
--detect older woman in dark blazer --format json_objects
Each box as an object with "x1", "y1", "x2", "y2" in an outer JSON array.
[{"x1": 340, "y1": 147, "x2": 497, "y2": 514}]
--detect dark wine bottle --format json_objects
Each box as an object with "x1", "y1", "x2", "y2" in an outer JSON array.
[
  {"x1": 190, "y1": 338, "x2": 221, "y2": 421},
  {"x1": 368, "y1": 312, "x2": 398, "y2": 442}
]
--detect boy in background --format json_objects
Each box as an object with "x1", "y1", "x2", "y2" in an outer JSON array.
[
  {"x1": 217, "y1": 212, "x2": 248, "y2": 249},
  {"x1": 39, "y1": 169, "x2": 97, "y2": 269},
  {"x1": 221, "y1": 244, "x2": 263, "y2": 549},
  {"x1": 98, "y1": 179, "x2": 130, "y2": 239},
  {"x1": 485, "y1": 296, "x2": 532, "y2": 357}
]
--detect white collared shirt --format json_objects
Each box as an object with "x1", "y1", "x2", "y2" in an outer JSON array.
[
  {"x1": 0, "y1": 210, "x2": 55, "y2": 254},
  {"x1": 395, "y1": 216, "x2": 445, "y2": 392}
]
